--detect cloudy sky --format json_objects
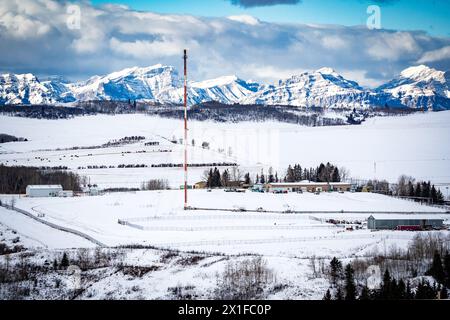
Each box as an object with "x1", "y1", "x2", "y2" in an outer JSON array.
[{"x1": 0, "y1": 0, "x2": 449, "y2": 87}]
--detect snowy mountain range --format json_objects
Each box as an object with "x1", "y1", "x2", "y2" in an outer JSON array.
[{"x1": 0, "y1": 64, "x2": 448, "y2": 110}]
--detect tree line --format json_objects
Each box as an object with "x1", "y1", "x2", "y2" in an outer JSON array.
[
  {"x1": 397, "y1": 175, "x2": 445, "y2": 204},
  {"x1": 0, "y1": 165, "x2": 84, "y2": 194},
  {"x1": 324, "y1": 252, "x2": 450, "y2": 300},
  {"x1": 284, "y1": 162, "x2": 342, "y2": 183}
]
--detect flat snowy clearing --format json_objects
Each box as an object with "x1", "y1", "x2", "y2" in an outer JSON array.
[
  {"x1": 1, "y1": 111, "x2": 450, "y2": 187},
  {"x1": 1, "y1": 190, "x2": 448, "y2": 257}
]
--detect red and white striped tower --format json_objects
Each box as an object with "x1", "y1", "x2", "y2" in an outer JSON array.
[{"x1": 183, "y1": 49, "x2": 188, "y2": 209}]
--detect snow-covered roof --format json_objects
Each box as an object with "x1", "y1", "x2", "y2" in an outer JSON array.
[
  {"x1": 268, "y1": 181, "x2": 351, "y2": 186},
  {"x1": 368, "y1": 214, "x2": 445, "y2": 221},
  {"x1": 26, "y1": 185, "x2": 63, "y2": 189}
]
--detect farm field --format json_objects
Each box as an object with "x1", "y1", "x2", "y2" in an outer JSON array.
[
  {"x1": 1, "y1": 111, "x2": 450, "y2": 188},
  {"x1": 1, "y1": 190, "x2": 448, "y2": 257}
]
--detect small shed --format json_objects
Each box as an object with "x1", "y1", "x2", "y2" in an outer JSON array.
[{"x1": 26, "y1": 185, "x2": 63, "y2": 197}]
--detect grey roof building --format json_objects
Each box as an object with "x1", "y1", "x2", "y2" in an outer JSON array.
[{"x1": 367, "y1": 215, "x2": 444, "y2": 230}]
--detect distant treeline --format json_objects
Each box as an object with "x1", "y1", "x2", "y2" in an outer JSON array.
[
  {"x1": 1, "y1": 101, "x2": 420, "y2": 125},
  {"x1": 152, "y1": 102, "x2": 351, "y2": 126},
  {"x1": 0, "y1": 134, "x2": 27, "y2": 143},
  {"x1": 0, "y1": 165, "x2": 84, "y2": 194}
]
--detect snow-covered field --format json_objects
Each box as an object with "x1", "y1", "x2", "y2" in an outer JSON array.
[
  {"x1": 1, "y1": 190, "x2": 448, "y2": 257},
  {"x1": 1, "y1": 111, "x2": 450, "y2": 187},
  {"x1": 1, "y1": 111, "x2": 450, "y2": 300}
]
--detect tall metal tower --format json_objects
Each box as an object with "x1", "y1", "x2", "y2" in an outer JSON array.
[{"x1": 183, "y1": 49, "x2": 188, "y2": 209}]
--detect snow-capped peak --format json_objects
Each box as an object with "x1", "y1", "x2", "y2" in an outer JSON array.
[
  {"x1": 315, "y1": 67, "x2": 337, "y2": 75},
  {"x1": 399, "y1": 65, "x2": 444, "y2": 81},
  {"x1": 192, "y1": 75, "x2": 239, "y2": 89}
]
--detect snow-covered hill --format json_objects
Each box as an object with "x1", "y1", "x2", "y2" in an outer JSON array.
[
  {"x1": 376, "y1": 65, "x2": 450, "y2": 111},
  {"x1": 1, "y1": 65, "x2": 448, "y2": 110},
  {"x1": 0, "y1": 73, "x2": 59, "y2": 105},
  {"x1": 242, "y1": 67, "x2": 373, "y2": 108}
]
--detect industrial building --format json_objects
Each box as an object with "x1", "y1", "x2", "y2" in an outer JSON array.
[
  {"x1": 26, "y1": 185, "x2": 63, "y2": 197},
  {"x1": 26, "y1": 185, "x2": 73, "y2": 198},
  {"x1": 267, "y1": 181, "x2": 352, "y2": 193},
  {"x1": 367, "y1": 215, "x2": 444, "y2": 230}
]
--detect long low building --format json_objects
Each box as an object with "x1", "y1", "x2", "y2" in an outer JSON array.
[
  {"x1": 367, "y1": 215, "x2": 444, "y2": 230},
  {"x1": 25, "y1": 185, "x2": 73, "y2": 198},
  {"x1": 267, "y1": 181, "x2": 352, "y2": 193}
]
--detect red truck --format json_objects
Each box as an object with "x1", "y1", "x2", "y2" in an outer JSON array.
[{"x1": 395, "y1": 225, "x2": 423, "y2": 231}]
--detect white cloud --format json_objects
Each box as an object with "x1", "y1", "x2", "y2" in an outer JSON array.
[
  {"x1": 0, "y1": 0, "x2": 448, "y2": 87},
  {"x1": 418, "y1": 46, "x2": 450, "y2": 63},
  {"x1": 227, "y1": 15, "x2": 260, "y2": 26}
]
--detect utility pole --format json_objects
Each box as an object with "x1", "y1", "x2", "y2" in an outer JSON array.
[{"x1": 183, "y1": 49, "x2": 188, "y2": 209}]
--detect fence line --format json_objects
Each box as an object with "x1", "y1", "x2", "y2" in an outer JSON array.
[{"x1": 1, "y1": 203, "x2": 106, "y2": 247}]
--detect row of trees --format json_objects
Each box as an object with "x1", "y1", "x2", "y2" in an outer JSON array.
[
  {"x1": 324, "y1": 257, "x2": 449, "y2": 300},
  {"x1": 0, "y1": 165, "x2": 84, "y2": 194},
  {"x1": 204, "y1": 167, "x2": 245, "y2": 188},
  {"x1": 285, "y1": 163, "x2": 343, "y2": 183},
  {"x1": 397, "y1": 175, "x2": 445, "y2": 204}
]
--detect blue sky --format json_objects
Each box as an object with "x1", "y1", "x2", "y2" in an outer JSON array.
[{"x1": 91, "y1": 0, "x2": 450, "y2": 37}]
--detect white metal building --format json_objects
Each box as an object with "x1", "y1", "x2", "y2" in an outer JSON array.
[{"x1": 26, "y1": 185, "x2": 63, "y2": 197}]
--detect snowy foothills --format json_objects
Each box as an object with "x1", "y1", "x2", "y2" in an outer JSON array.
[{"x1": 0, "y1": 0, "x2": 450, "y2": 302}]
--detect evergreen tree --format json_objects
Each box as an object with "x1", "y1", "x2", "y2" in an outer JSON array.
[
  {"x1": 323, "y1": 289, "x2": 332, "y2": 300},
  {"x1": 207, "y1": 168, "x2": 213, "y2": 188},
  {"x1": 359, "y1": 286, "x2": 370, "y2": 300},
  {"x1": 380, "y1": 269, "x2": 392, "y2": 299},
  {"x1": 440, "y1": 286, "x2": 448, "y2": 299},
  {"x1": 415, "y1": 279, "x2": 437, "y2": 299},
  {"x1": 329, "y1": 257, "x2": 343, "y2": 286},
  {"x1": 344, "y1": 264, "x2": 357, "y2": 300},
  {"x1": 331, "y1": 167, "x2": 340, "y2": 182},
  {"x1": 260, "y1": 170, "x2": 265, "y2": 184},
  {"x1": 53, "y1": 258, "x2": 58, "y2": 270},
  {"x1": 213, "y1": 167, "x2": 221, "y2": 187},
  {"x1": 286, "y1": 165, "x2": 294, "y2": 182},
  {"x1": 444, "y1": 252, "x2": 450, "y2": 288},
  {"x1": 427, "y1": 250, "x2": 445, "y2": 284},
  {"x1": 244, "y1": 173, "x2": 251, "y2": 185},
  {"x1": 430, "y1": 185, "x2": 438, "y2": 203},
  {"x1": 221, "y1": 169, "x2": 229, "y2": 187},
  {"x1": 60, "y1": 252, "x2": 69, "y2": 269},
  {"x1": 397, "y1": 279, "x2": 406, "y2": 300},
  {"x1": 335, "y1": 287, "x2": 343, "y2": 300},
  {"x1": 414, "y1": 182, "x2": 421, "y2": 198}
]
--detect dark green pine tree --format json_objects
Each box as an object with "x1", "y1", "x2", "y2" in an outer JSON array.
[
  {"x1": 335, "y1": 287, "x2": 343, "y2": 300},
  {"x1": 427, "y1": 250, "x2": 445, "y2": 284},
  {"x1": 60, "y1": 252, "x2": 69, "y2": 269},
  {"x1": 397, "y1": 279, "x2": 406, "y2": 300},
  {"x1": 380, "y1": 269, "x2": 392, "y2": 299},
  {"x1": 329, "y1": 257, "x2": 343, "y2": 286},
  {"x1": 331, "y1": 167, "x2": 340, "y2": 182},
  {"x1": 405, "y1": 280, "x2": 414, "y2": 300},
  {"x1": 440, "y1": 286, "x2": 448, "y2": 299},
  {"x1": 359, "y1": 285, "x2": 370, "y2": 300},
  {"x1": 323, "y1": 289, "x2": 332, "y2": 300},
  {"x1": 244, "y1": 173, "x2": 251, "y2": 185},
  {"x1": 344, "y1": 264, "x2": 357, "y2": 300},
  {"x1": 430, "y1": 185, "x2": 438, "y2": 203},
  {"x1": 444, "y1": 252, "x2": 450, "y2": 288},
  {"x1": 53, "y1": 258, "x2": 58, "y2": 270}
]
